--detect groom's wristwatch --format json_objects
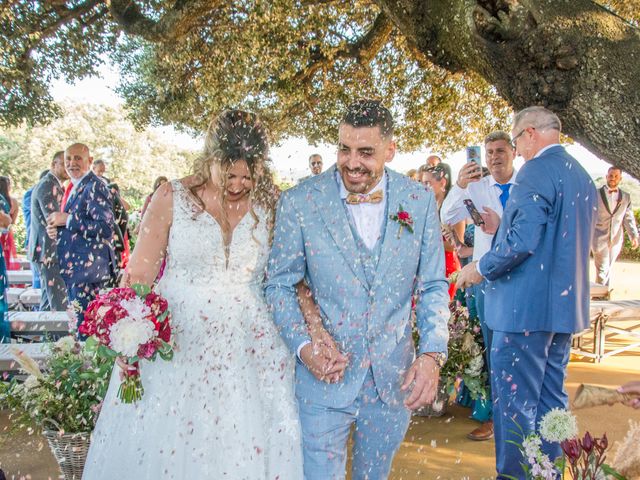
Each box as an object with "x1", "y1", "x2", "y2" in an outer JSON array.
[{"x1": 422, "y1": 352, "x2": 447, "y2": 368}]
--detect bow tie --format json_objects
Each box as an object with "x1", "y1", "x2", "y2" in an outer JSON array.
[
  {"x1": 608, "y1": 189, "x2": 618, "y2": 194},
  {"x1": 345, "y1": 190, "x2": 384, "y2": 205}
]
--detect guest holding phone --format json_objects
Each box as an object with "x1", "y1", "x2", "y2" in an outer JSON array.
[
  {"x1": 440, "y1": 131, "x2": 517, "y2": 442},
  {"x1": 422, "y1": 163, "x2": 464, "y2": 300}
]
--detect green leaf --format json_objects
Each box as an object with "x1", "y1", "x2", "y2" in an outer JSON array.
[
  {"x1": 84, "y1": 336, "x2": 99, "y2": 353},
  {"x1": 132, "y1": 283, "x2": 151, "y2": 298},
  {"x1": 601, "y1": 464, "x2": 627, "y2": 480},
  {"x1": 156, "y1": 310, "x2": 169, "y2": 323}
]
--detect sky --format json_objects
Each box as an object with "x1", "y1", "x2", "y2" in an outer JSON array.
[{"x1": 50, "y1": 63, "x2": 627, "y2": 185}]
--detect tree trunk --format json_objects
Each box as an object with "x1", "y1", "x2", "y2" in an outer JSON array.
[{"x1": 376, "y1": 0, "x2": 640, "y2": 177}]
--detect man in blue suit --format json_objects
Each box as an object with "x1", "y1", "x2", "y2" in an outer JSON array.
[
  {"x1": 458, "y1": 106, "x2": 596, "y2": 478},
  {"x1": 46, "y1": 143, "x2": 116, "y2": 330},
  {"x1": 266, "y1": 100, "x2": 450, "y2": 479}
]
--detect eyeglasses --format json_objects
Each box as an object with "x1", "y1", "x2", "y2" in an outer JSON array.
[
  {"x1": 511, "y1": 121, "x2": 560, "y2": 147},
  {"x1": 310, "y1": 162, "x2": 322, "y2": 167},
  {"x1": 510, "y1": 129, "x2": 526, "y2": 148}
]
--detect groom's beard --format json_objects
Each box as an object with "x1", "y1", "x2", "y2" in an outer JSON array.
[{"x1": 339, "y1": 166, "x2": 383, "y2": 194}]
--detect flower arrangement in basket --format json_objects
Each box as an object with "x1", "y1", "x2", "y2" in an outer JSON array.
[
  {"x1": 412, "y1": 302, "x2": 487, "y2": 416},
  {"x1": 510, "y1": 408, "x2": 628, "y2": 480},
  {"x1": 79, "y1": 284, "x2": 174, "y2": 403},
  {"x1": 439, "y1": 303, "x2": 488, "y2": 401},
  {"x1": 0, "y1": 336, "x2": 112, "y2": 435}
]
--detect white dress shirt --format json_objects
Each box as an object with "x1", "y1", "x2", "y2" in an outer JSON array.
[
  {"x1": 440, "y1": 170, "x2": 518, "y2": 261},
  {"x1": 336, "y1": 170, "x2": 387, "y2": 251}
]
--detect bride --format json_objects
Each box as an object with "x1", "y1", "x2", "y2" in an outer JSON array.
[{"x1": 82, "y1": 110, "x2": 305, "y2": 479}]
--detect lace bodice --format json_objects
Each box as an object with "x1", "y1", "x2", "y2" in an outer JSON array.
[{"x1": 161, "y1": 180, "x2": 271, "y2": 287}]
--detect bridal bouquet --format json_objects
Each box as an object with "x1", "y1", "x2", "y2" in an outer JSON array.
[{"x1": 79, "y1": 284, "x2": 174, "y2": 404}]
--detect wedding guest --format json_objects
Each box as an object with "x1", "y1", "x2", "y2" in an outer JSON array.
[
  {"x1": 0, "y1": 177, "x2": 19, "y2": 270},
  {"x1": 22, "y1": 170, "x2": 49, "y2": 290},
  {"x1": 427, "y1": 154, "x2": 442, "y2": 167},
  {"x1": 0, "y1": 206, "x2": 11, "y2": 343},
  {"x1": 46, "y1": 143, "x2": 116, "y2": 330},
  {"x1": 92, "y1": 159, "x2": 109, "y2": 182},
  {"x1": 592, "y1": 166, "x2": 639, "y2": 286},
  {"x1": 29, "y1": 153, "x2": 69, "y2": 311},
  {"x1": 140, "y1": 176, "x2": 168, "y2": 219},
  {"x1": 298, "y1": 154, "x2": 324, "y2": 183},
  {"x1": 423, "y1": 163, "x2": 464, "y2": 299},
  {"x1": 457, "y1": 107, "x2": 596, "y2": 478},
  {"x1": 406, "y1": 168, "x2": 419, "y2": 181},
  {"x1": 618, "y1": 381, "x2": 640, "y2": 409},
  {"x1": 440, "y1": 130, "x2": 517, "y2": 441}
]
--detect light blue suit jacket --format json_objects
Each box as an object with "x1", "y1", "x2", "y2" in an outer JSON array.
[
  {"x1": 265, "y1": 166, "x2": 449, "y2": 408},
  {"x1": 479, "y1": 145, "x2": 597, "y2": 334}
]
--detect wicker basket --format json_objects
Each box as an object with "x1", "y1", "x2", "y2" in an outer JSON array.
[
  {"x1": 42, "y1": 429, "x2": 91, "y2": 480},
  {"x1": 412, "y1": 384, "x2": 450, "y2": 417}
]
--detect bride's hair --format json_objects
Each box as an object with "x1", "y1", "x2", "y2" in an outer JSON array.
[{"x1": 190, "y1": 109, "x2": 277, "y2": 237}]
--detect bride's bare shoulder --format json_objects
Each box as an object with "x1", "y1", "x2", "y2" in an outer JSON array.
[{"x1": 177, "y1": 175, "x2": 202, "y2": 190}]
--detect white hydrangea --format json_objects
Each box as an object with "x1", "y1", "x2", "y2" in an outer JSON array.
[
  {"x1": 54, "y1": 336, "x2": 76, "y2": 353},
  {"x1": 109, "y1": 316, "x2": 156, "y2": 357},
  {"x1": 120, "y1": 297, "x2": 152, "y2": 321},
  {"x1": 465, "y1": 354, "x2": 484, "y2": 377},
  {"x1": 539, "y1": 408, "x2": 578, "y2": 443}
]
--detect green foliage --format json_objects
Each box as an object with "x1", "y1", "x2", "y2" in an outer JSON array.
[
  {"x1": 0, "y1": 99, "x2": 195, "y2": 201},
  {"x1": 619, "y1": 209, "x2": 640, "y2": 261},
  {"x1": 1, "y1": 1, "x2": 514, "y2": 153},
  {"x1": 0, "y1": 338, "x2": 114, "y2": 434}
]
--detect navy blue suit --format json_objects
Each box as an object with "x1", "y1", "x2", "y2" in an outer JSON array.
[
  {"x1": 478, "y1": 145, "x2": 596, "y2": 478},
  {"x1": 56, "y1": 171, "x2": 117, "y2": 330}
]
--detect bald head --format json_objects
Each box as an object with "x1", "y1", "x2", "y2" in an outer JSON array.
[{"x1": 65, "y1": 143, "x2": 93, "y2": 181}]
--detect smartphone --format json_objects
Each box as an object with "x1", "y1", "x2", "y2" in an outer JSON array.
[
  {"x1": 466, "y1": 146, "x2": 482, "y2": 166},
  {"x1": 464, "y1": 199, "x2": 485, "y2": 226}
]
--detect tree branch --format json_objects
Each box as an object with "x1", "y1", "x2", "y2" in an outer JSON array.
[
  {"x1": 107, "y1": 0, "x2": 222, "y2": 42},
  {"x1": 284, "y1": 12, "x2": 394, "y2": 87}
]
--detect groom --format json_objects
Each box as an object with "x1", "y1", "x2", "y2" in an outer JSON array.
[{"x1": 266, "y1": 100, "x2": 449, "y2": 479}]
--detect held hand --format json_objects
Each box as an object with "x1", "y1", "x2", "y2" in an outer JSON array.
[
  {"x1": 455, "y1": 244, "x2": 474, "y2": 259},
  {"x1": 401, "y1": 354, "x2": 440, "y2": 410},
  {"x1": 480, "y1": 206, "x2": 501, "y2": 235},
  {"x1": 116, "y1": 356, "x2": 138, "y2": 382},
  {"x1": 456, "y1": 162, "x2": 482, "y2": 189},
  {"x1": 457, "y1": 261, "x2": 483, "y2": 289},
  {"x1": 45, "y1": 224, "x2": 59, "y2": 240},
  {"x1": 301, "y1": 336, "x2": 349, "y2": 384},
  {"x1": 618, "y1": 381, "x2": 640, "y2": 409},
  {"x1": 310, "y1": 327, "x2": 349, "y2": 383},
  {"x1": 47, "y1": 211, "x2": 69, "y2": 227},
  {"x1": 632, "y1": 238, "x2": 640, "y2": 249}
]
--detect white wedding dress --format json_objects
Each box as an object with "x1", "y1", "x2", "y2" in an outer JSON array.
[{"x1": 82, "y1": 181, "x2": 303, "y2": 479}]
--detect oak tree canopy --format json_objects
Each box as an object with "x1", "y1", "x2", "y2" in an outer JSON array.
[{"x1": 1, "y1": 1, "x2": 639, "y2": 174}]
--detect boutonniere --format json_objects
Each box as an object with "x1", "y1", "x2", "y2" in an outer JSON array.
[{"x1": 390, "y1": 204, "x2": 414, "y2": 238}]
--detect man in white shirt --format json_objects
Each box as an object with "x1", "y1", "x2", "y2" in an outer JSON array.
[
  {"x1": 592, "y1": 166, "x2": 639, "y2": 286},
  {"x1": 440, "y1": 130, "x2": 516, "y2": 441}
]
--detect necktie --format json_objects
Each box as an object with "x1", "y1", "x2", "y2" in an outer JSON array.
[
  {"x1": 345, "y1": 190, "x2": 384, "y2": 205},
  {"x1": 497, "y1": 183, "x2": 511, "y2": 209},
  {"x1": 60, "y1": 182, "x2": 73, "y2": 211}
]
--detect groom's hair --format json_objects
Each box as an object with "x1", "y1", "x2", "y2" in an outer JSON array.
[{"x1": 341, "y1": 100, "x2": 394, "y2": 139}]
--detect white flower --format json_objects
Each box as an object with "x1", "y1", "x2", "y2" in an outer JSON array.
[
  {"x1": 54, "y1": 336, "x2": 76, "y2": 354},
  {"x1": 23, "y1": 375, "x2": 40, "y2": 391},
  {"x1": 119, "y1": 297, "x2": 152, "y2": 321},
  {"x1": 539, "y1": 408, "x2": 578, "y2": 443},
  {"x1": 109, "y1": 316, "x2": 156, "y2": 357},
  {"x1": 465, "y1": 354, "x2": 484, "y2": 377}
]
